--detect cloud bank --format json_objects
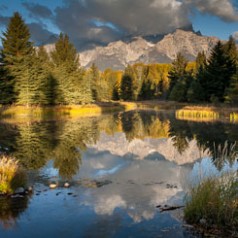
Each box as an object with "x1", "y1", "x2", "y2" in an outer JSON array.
[
  {"x1": 0, "y1": 0, "x2": 237, "y2": 49},
  {"x1": 233, "y1": 31, "x2": 238, "y2": 41},
  {"x1": 22, "y1": 2, "x2": 53, "y2": 19},
  {"x1": 53, "y1": 0, "x2": 238, "y2": 49}
]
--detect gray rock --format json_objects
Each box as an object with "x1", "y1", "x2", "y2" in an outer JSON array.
[{"x1": 199, "y1": 218, "x2": 207, "y2": 225}]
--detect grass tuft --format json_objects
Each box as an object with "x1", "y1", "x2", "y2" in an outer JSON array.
[
  {"x1": 230, "y1": 113, "x2": 238, "y2": 123},
  {"x1": 184, "y1": 173, "x2": 238, "y2": 234},
  {"x1": 176, "y1": 108, "x2": 219, "y2": 122},
  {"x1": 0, "y1": 155, "x2": 26, "y2": 194}
]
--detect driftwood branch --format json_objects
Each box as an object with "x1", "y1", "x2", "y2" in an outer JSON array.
[{"x1": 156, "y1": 205, "x2": 184, "y2": 212}]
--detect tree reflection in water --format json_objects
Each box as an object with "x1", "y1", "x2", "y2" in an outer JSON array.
[
  {"x1": 0, "y1": 196, "x2": 30, "y2": 230},
  {"x1": 0, "y1": 110, "x2": 237, "y2": 178},
  {"x1": 0, "y1": 110, "x2": 237, "y2": 230}
]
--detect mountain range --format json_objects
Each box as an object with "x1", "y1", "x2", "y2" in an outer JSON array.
[{"x1": 44, "y1": 29, "x2": 220, "y2": 70}]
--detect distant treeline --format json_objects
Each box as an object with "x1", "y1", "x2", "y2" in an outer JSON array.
[{"x1": 0, "y1": 12, "x2": 237, "y2": 105}]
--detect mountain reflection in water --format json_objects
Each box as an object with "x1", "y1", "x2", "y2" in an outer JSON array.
[{"x1": 0, "y1": 110, "x2": 237, "y2": 237}]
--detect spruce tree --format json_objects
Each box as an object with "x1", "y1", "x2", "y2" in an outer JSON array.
[
  {"x1": 1, "y1": 12, "x2": 33, "y2": 70},
  {"x1": 168, "y1": 53, "x2": 189, "y2": 101},
  {"x1": 0, "y1": 63, "x2": 14, "y2": 104},
  {"x1": 192, "y1": 51, "x2": 207, "y2": 102},
  {"x1": 186, "y1": 78, "x2": 204, "y2": 102},
  {"x1": 168, "y1": 53, "x2": 188, "y2": 98},
  {"x1": 203, "y1": 41, "x2": 236, "y2": 102},
  {"x1": 1, "y1": 12, "x2": 33, "y2": 104},
  {"x1": 36, "y1": 46, "x2": 59, "y2": 105},
  {"x1": 51, "y1": 33, "x2": 92, "y2": 104},
  {"x1": 120, "y1": 66, "x2": 133, "y2": 101},
  {"x1": 225, "y1": 43, "x2": 238, "y2": 104},
  {"x1": 51, "y1": 33, "x2": 78, "y2": 72},
  {"x1": 223, "y1": 36, "x2": 238, "y2": 103},
  {"x1": 226, "y1": 70, "x2": 238, "y2": 103}
]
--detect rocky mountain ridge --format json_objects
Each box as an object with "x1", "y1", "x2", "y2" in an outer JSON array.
[
  {"x1": 79, "y1": 29, "x2": 219, "y2": 70},
  {"x1": 89, "y1": 132, "x2": 210, "y2": 165},
  {"x1": 44, "y1": 29, "x2": 220, "y2": 70}
]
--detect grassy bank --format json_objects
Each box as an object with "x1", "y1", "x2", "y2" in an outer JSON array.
[
  {"x1": 0, "y1": 155, "x2": 26, "y2": 194},
  {"x1": 184, "y1": 172, "x2": 238, "y2": 236},
  {"x1": 1, "y1": 101, "x2": 238, "y2": 123},
  {"x1": 0, "y1": 102, "x2": 137, "y2": 123}
]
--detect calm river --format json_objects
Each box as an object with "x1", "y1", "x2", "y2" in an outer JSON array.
[{"x1": 0, "y1": 110, "x2": 237, "y2": 238}]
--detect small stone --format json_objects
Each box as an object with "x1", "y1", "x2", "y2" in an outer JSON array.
[
  {"x1": 49, "y1": 183, "x2": 57, "y2": 189},
  {"x1": 11, "y1": 194, "x2": 24, "y2": 198},
  {"x1": 199, "y1": 218, "x2": 207, "y2": 225},
  {"x1": 64, "y1": 182, "x2": 70, "y2": 188},
  {"x1": 14, "y1": 187, "x2": 25, "y2": 194},
  {"x1": 28, "y1": 186, "x2": 33, "y2": 192}
]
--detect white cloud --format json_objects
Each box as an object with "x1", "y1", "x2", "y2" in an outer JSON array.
[
  {"x1": 54, "y1": 0, "x2": 191, "y2": 49},
  {"x1": 185, "y1": 0, "x2": 238, "y2": 22},
  {"x1": 94, "y1": 195, "x2": 126, "y2": 215},
  {"x1": 52, "y1": 0, "x2": 238, "y2": 49},
  {"x1": 233, "y1": 31, "x2": 238, "y2": 40},
  {"x1": 3, "y1": 0, "x2": 236, "y2": 49}
]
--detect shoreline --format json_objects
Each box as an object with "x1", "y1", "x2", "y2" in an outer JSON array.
[{"x1": 0, "y1": 101, "x2": 238, "y2": 123}]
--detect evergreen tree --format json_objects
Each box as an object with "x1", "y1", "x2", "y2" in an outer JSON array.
[
  {"x1": 51, "y1": 33, "x2": 92, "y2": 104},
  {"x1": 1, "y1": 12, "x2": 33, "y2": 104},
  {"x1": 120, "y1": 66, "x2": 133, "y2": 101},
  {"x1": 139, "y1": 79, "x2": 156, "y2": 100},
  {"x1": 0, "y1": 64, "x2": 14, "y2": 104},
  {"x1": 191, "y1": 51, "x2": 207, "y2": 102},
  {"x1": 37, "y1": 46, "x2": 50, "y2": 66},
  {"x1": 77, "y1": 70, "x2": 93, "y2": 104},
  {"x1": 186, "y1": 78, "x2": 204, "y2": 102},
  {"x1": 89, "y1": 63, "x2": 100, "y2": 101},
  {"x1": 168, "y1": 53, "x2": 188, "y2": 98},
  {"x1": 196, "y1": 51, "x2": 207, "y2": 72},
  {"x1": 225, "y1": 53, "x2": 238, "y2": 104},
  {"x1": 223, "y1": 36, "x2": 238, "y2": 103},
  {"x1": 169, "y1": 80, "x2": 187, "y2": 102},
  {"x1": 226, "y1": 71, "x2": 238, "y2": 104},
  {"x1": 203, "y1": 41, "x2": 236, "y2": 102},
  {"x1": 36, "y1": 46, "x2": 58, "y2": 105},
  {"x1": 51, "y1": 33, "x2": 78, "y2": 72},
  {"x1": 223, "y1": 36, "x2": 238, "y2": 62}
]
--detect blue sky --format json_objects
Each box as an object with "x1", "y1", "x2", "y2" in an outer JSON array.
[{"x1": 0, "y1": 0, "x2": 237, "y2": 50}]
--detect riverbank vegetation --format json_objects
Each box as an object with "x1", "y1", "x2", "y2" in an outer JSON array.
[
  {"x1": 0, "y1": 12, "x2": 237, "y2": 110},
  {"x1": 0, "y1": 155, "x2": 26, "y2": 194},
  {"x1": 0, "y1": 102, "x2": 137, "y2": 121},
  {"x1": 184, "y1": 172, "x2": 238, "y2": 236}
]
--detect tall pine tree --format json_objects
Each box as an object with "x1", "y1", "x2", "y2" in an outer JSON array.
[
  {"x1": 120, "y1": 65, "x2": 134, "y2": 101},
  {"x1": 202, "y1": 41, "x2": 236, "y2": 102},
  {"x1": 51, "y1": 33, "x2": 92, "y2": 104},
  {"x1": 168, "y1": 53, "x2": 189, "y2": 101},
  {"x1": 1, "y1": 12, "x2": 33, "y2": 104}
]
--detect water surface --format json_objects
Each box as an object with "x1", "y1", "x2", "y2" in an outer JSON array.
[{"x1": 0, "y1": 110, "x2": 237, "y2": 238}]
